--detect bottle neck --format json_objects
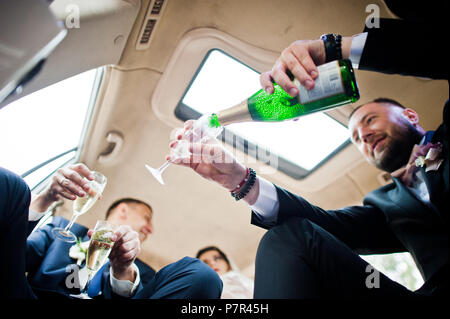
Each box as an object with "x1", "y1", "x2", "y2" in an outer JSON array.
[{"x1": 215, "y1": 99, "x2": 252, "y2": 126}]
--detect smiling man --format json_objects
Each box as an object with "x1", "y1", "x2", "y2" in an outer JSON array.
[
  {"x1": 349, "y1": 98, "x2": 425, "y2": 173},
  {"x1": 168, "y1": 1, "x2": 449, "y2": 297},
  {"x1": 172, "y1": 94, "x2": 448, "y2": 298}
]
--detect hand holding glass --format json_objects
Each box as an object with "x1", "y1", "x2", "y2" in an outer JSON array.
[
  {"x1": 72, "y1": 220, "x2": 115, "y2": 299},
  {"x1": 52, "y1": 171, "x2": 107, "y2": 243},
  {"x1": 145, "y1": 114, "x2": 223, "y2": 185}
]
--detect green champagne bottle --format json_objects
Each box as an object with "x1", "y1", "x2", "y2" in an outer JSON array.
[{"x1": 208, "y1": 59, "x2": 359, "y2": 128}]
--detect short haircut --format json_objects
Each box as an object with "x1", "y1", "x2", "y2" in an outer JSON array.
[
  {"x1": 348, "y1": 97, "x2": 406, "y2": 120},
  {"x1": 105, "y1": 197, "x2": 153, "y2": 220},
  {"x1": 196, "y1": 246, "x2": 231, "y2": 268}
]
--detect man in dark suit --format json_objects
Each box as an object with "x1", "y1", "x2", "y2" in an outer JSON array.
[
  {"x1": 27, "y1": 193, "x2": 154, "y2": 299},
  {"x1": 0, "y1": 167, "x2": 34, "y2": 298},
  {"x1": 249, "y1": 98, "x2": 448, "y2": 298},
  {"x1": 0, "y1": 163, "x2": 222, "y2": 299},
  {"x1": 170, "y1": 10, "x2": 448, "y2": 297}
]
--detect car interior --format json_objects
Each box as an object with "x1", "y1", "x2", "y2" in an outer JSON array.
[{"x1": 1, "y1": 0, "x2": 448, "y2": 291}]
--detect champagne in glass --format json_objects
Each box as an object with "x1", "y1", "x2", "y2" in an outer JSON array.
[
  {"x1": 52, "y1": 171, "x2": 107, "y2": 243},
  {"x1": 73, "y1": 182, "x2": 101, "y2": 216},
  {"x1": 71, "y1": 220, "x2": 115, "y2": 299},
  {"x1": 86, "y1": 227, "x2": 114, "y2": 274}
]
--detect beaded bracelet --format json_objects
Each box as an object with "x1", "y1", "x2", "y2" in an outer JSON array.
[
  {"x1": 231, "y1": 168, "x2": 256, "y2": 201},
  {"x1": 230, "y1": 167, "x2": 250, "y2": 193}
]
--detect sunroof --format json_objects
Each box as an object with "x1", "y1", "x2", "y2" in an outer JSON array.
[{"x1": 177, "y1": 49, "x2": 349, "y2": 178}]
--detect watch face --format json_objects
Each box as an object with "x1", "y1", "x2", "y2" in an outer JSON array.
[{"x1": 320, "y1": 33, "x2": 335, "y2": 40}]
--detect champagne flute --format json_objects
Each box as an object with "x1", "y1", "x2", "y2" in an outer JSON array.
[
  {"x1": 52, "y1": 171, "x2": 107, "y2": 243},
  {"x1": 145, "y1": 114, "x2": 223, "y2": 185},
  {"x1": 145, "y1": 138, "x2": 191, "y2": 185},
  {"x1": 71, "y1": 220, "x2": 116, "y2": 299}
]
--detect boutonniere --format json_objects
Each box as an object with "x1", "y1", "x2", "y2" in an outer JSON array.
[
  {"x1": 414, "y1": 142, "x2": 443, "y2": 172},
  {"x1": 69, "y1": 238, "x2": 89, "y2": 265}
]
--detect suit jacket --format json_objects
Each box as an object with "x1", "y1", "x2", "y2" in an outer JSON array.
[
  {"x1": 252, "y1": 105, "x2": 448, "y2": 293},
  {"x1": 359, "y1": 17, "x2": 448, "y2": 80},
  {"x1": 252, "y1": 14, "x2": 449, "y2": 293},
  {"x1": 357, "y1": 11, "x2": 449, "y2": 287},
  {"x1": 26, "y1": 216, "x2": 156, "y2": 298}
]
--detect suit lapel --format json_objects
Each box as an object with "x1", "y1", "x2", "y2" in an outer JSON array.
[
  {"x1": 391, "y1": 176, "x2": 444, "y2": 227},
  {"x1": 388, "y1": 177, "x2": 425, "y2": 212}
]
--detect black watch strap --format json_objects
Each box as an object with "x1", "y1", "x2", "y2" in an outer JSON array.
[{"x1": 320, "y1": 34, "x2": 342, "y2": 63}]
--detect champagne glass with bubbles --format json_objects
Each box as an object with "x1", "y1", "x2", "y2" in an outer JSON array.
[
  {"x1": 52, "y1": 171, "x2": 107, "y2": 243},
  {"x1": 145, "y1": 114, "x2": 223, "y2": 185},
  {"x1": 71, "y1": 220, "x2": 115, "y2": 299}
]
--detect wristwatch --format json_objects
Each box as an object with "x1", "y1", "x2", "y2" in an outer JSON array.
[{"x1": 320, "y1": 34, "x2": 342, "y2": 62}]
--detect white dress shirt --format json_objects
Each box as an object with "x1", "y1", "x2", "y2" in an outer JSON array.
[
  {"x1": 109, "y1": 262, "x2": 140, "y2": 297},
  {"x1": 349, "y1": 33, "x2": 368, "y2": 69}
]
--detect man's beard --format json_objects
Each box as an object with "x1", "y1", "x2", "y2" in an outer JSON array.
[{"x1": 374, "y1": 121, "x2": 424, "y2": 173}]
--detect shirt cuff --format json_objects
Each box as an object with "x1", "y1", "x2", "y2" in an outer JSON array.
[
  {"x1": 28, "y1": 209, "x2": 47, "y2": 221},
  {"x1": 110, "y1": 263, "x2": 140, "y2": 297},
  {"x1": 349, "y1": 32, "x2": 368, "y2": 69},
  {"x1": 249, "y1": 177, "x2": 279, "y2": 224}
]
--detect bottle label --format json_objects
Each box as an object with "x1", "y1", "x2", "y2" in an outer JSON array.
[{"x1": 295, "y1": 61, "x2": 344, "y2": 104}]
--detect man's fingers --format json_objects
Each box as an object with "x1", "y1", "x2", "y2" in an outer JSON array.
[
  {"x1": 260, "y1": 71, "x2": 274, "y2": 94},
  {"x1": 112, "y1": 225, "x2": 138, "y2": 245},
  {"x1": 267, "y1": 40, "x2": 323, "y2": 96},
  {"x1": 169, "y1": 140, "x2": 178, "y2": 150},
  {"x1": 183, "y1": 120, "x2": 195, "y2": 131},
  {"x1": 289, "y1": 54, "x2": 317, "y2": 90},
  {"x1": 189, "y1": 142, "x2": 224, "y2": 163},
  {"x1": 271, "y1": 61, "x2": 298, "y2": 97},
  {"x1": 169, "y1": 140, "x2": 220, "y2": 163},
  {"x1": 50, "y1": 177, "x2": 75, "y2": 200},
  {"x1": 291, "y1": 41, "x2": 319, "y2": 79},
  {"x1": 54, "y1": 174, "x2": 86, "y2": 198},
  {"x1": 52, "y1": 163, "x2": 94, "y2": 198},
  {"x1": 111, "y1": 247, "x2": 139, "y2": 263},
  {"x1": 173, "y1": 128, "x2": 185, "y2": 140},
  {"x1": 55, "y1": 186, "x2": 77, "y2": 200},
  {"x1": 65, "y1": 165, "x2": 92, "y2": 192},
  {"x1": 47, "y1": 181, "x2": 75, "y2": 200},
  {"x1": 116, "y1": 239, "x2": 138, "y2": 254},
  {"x1": 282, "y1": 50, "x2": 314, "y2": 90},
  {"x1": 112, "y1": 226, "x2": 128, "y2": 242},
  {"x1": 118, "y1": 229, "x2": 138, "y2": 244},
  {"x1": 70, "y1": 163, "x2": 95, "y2": 181},
  {"x1": 110, "y1": 236, "x2": 140, "y2": 262},
  {"x1": 168, "y1": 155, "x2": 196, "y2": 168}
]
